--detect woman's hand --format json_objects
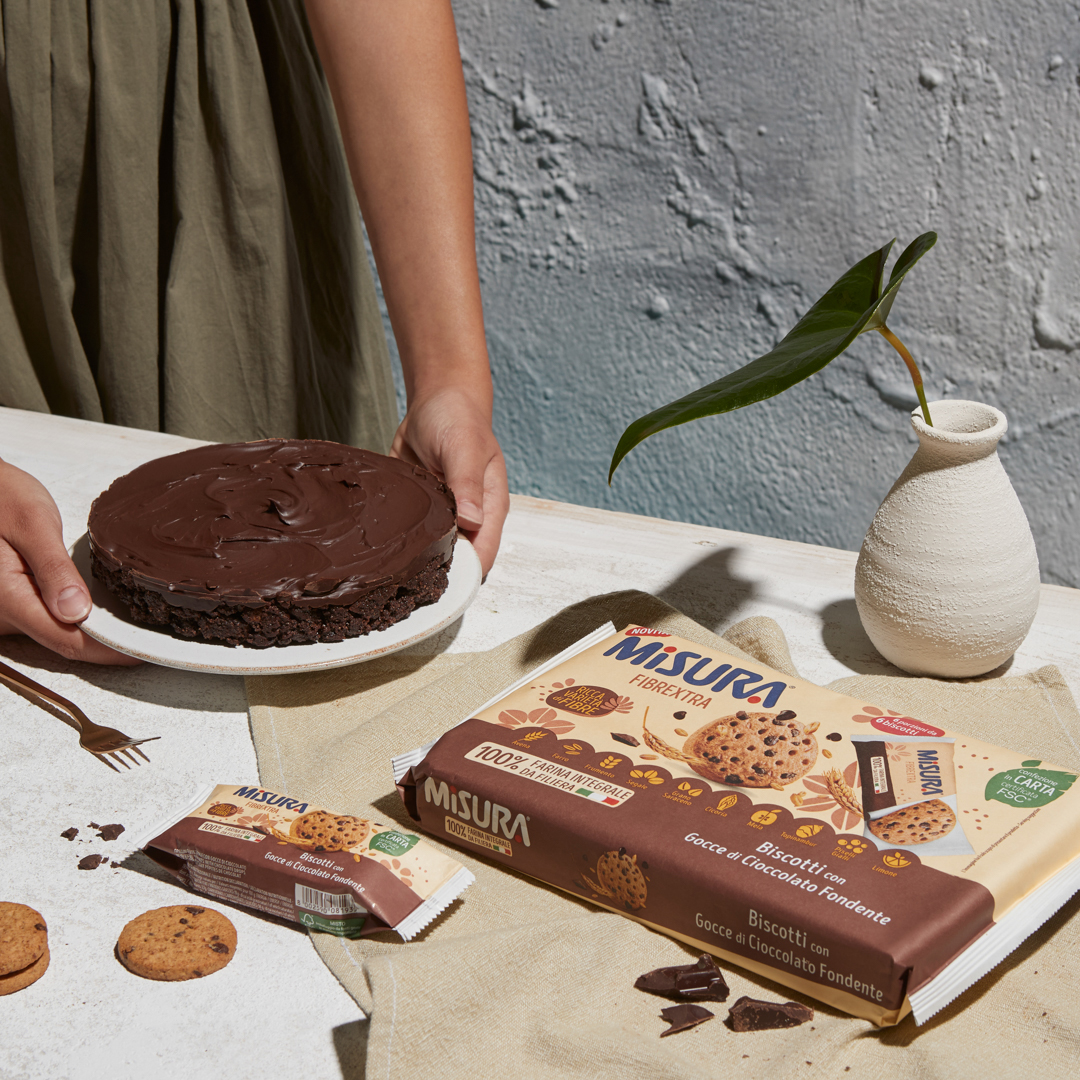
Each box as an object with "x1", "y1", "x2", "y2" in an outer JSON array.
[
  {"x1": 390, "y1": 386, "x2": 508, "y2": 576},
  {"x1": 306, "y1": 0, "x2": 510, "y2": 576},
  {"x1": 0, "y1": 459, "x2": 141, "y2": 664}
]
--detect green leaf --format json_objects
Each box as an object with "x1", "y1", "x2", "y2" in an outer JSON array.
[{"x1": 608, "y1": 232, "x2": 938, "y2": 481}]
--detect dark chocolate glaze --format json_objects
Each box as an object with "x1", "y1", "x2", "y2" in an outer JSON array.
[{"x1": 88, "y1": 440, "x2": 456, "y2": 611}]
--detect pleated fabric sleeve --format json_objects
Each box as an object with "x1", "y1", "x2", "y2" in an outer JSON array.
[{"x1": 0, "y1": 0, "x2": 399, "y2": 451}]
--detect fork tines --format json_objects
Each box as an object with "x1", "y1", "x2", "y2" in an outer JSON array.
[{"x1": 95, "y1": 742, "x2": 155, "y2": 771}]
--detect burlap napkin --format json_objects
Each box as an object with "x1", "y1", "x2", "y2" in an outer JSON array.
[{"x1": 246, "y1": 591, "x2": 1080, "y2": 1079}]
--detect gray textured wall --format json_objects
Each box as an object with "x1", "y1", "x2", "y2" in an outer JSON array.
[{"x1": 390, "y1": 1, "x2": 1080, "y2": 586}]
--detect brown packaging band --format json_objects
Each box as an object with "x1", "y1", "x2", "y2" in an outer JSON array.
[{"x1": 131, "y1": 783, "x2": 473, "y2": 939}]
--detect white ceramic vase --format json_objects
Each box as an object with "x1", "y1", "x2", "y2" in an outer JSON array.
[{"x1": 854, "y1": 400, "x2": 1040, "y2": 678}]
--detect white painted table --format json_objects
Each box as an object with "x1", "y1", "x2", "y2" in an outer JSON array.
[{"x1": 2, "y1": 407, "x2": 1078, "y2": 1079}]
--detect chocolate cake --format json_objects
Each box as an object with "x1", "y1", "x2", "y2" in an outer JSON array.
[{"x1": 87, "y1": 439, "x2": 457, "y2": 647}]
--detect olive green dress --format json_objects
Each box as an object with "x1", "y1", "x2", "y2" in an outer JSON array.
[{"x1": 0, "y1": 0, "x2": 399, "y2": 450}]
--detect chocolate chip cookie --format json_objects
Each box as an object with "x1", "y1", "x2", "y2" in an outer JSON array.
[
  {"x1": 0, "y1": 902, "x2": 48, "y2": 977},
  {"x1": 869, "y1": 799, "x2": 956, "y2": 845},
  {"x1": 118, "y1": 905, "x2": 236, "y2": 981},
  {"x1": 0, "y1": 946, "x2": 49, "y2": 996}
]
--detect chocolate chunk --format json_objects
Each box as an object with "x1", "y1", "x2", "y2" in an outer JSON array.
[
  {"x1": 96, "y1": 823, "x2": 125, "y2": 841},
  {"x1": 826, "y1": 732, "x2": 843, "y2": 742},
  {"x1": 775, "y1": 710, "x2": 797, "y2": 723},
  {"x1": 60, "y1": 827, "x2": 79, "y2": 841},
  {"x1": 673, "y1": 711, "x2": 687, "y2": 720},
  {"x1": 88, "y1": 822, "x2": 100, "y2": 829},
  {"x1": 209, "y1": 942, "x2": 230, "y2": 954},
  {"x1": 660, "y1": 1003, "x2": 714, "y2": 1037},
  {"x1": 78, "y1": 853, "x2": 105, "y2": 870},
  {"x1": 727, "y1": 996, "x2": 814, "y2": 1031},
  {"x1": 611, "y1": 733, "x2": 640, "y2": 747},
  {"x1": 635, "y1": 954, "x2": 730, "y2": 1002},
  {"x1": 185, "y1": 906, "x2": 205, "y2": 915}
]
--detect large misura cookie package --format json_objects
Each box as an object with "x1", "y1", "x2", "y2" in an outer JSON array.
[{"x1": 394, "y1": 622, "x2": 1080, "y2": 1026}]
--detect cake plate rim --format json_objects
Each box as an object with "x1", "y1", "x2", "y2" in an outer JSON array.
[{"x1": 69, "y1": 533, "x2": 482, "y2": 675}]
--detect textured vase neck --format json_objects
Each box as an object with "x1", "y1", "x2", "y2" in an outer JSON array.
[{"x1": 911, "y1": 400, "x2": 1007, "y2": 463}]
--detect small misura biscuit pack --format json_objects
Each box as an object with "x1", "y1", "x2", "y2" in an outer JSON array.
[
  {"x1": 132, "y1": 785, "x2": 473, "y2": 940},
  {"x1": 393, "y1": 622, "x2": 1080, "y2": 1027}
]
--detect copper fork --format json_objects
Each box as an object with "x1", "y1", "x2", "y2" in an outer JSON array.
[{"x1": 0, "y1": 659, "x2": 159, "y2": 771}]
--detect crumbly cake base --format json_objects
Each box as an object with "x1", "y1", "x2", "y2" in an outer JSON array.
[{"x1": 90, "y1": 554, "x2": 452, "y2": 648}]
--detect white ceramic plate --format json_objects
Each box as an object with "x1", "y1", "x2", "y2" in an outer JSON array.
[{"x1": 70, "y1": 534, "x2": 481, "y2": 675}]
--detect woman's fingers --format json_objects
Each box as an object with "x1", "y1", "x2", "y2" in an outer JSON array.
[
  {"x1": 0, "y1": 459, "x2": 141, "y2": 665},
  {"x1": 388, "y1": 389, "x2": 509, "y2": 576},
  {"x1": 0, "y1": 545, "x2": 140, "y2": 664}
]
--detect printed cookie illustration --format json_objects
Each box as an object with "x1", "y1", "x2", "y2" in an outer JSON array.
[
  {"x1": 580, "y1": 849, "x2": 648, "y2": 910},
  {"x1": 643, "y1": 710, "x2": 819, "y2": 789},
  {"x1": 289, "y1": 811, "x2": 371, "y2": 853},
  {"x1": 869, "y1": 799, "x2": 956, "y2": 845}
]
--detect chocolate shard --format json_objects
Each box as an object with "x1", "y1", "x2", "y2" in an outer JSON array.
[
  {"x1": 60, "y1": 827, "x2": 79, "y2": 841},
  {"x1": 96, "y1": 823, "x2": 125, "y2": 841},
  {"x1": 659, "y1": 1003, "x2": 714, "y2": 1037},
  {"x1": 78, "y1": 853, "x2": 105, "y2": 870},
  {"x1": 635, "y1": 954, "x2": 730, "y2": 1002},
  {"x1": 727, "y1": 996, "x2": 814, "y2": 1031},
  {"x1": 611, "y1": 732, "x2": 640, "y2": 747}
]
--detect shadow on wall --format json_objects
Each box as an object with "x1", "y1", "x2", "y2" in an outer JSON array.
[{"x1": 655, "y1": 546, "x2": 756, "y2": 633}]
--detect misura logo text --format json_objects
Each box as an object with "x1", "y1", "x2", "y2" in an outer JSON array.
[{"x1": 424, "y1": 778, "x2": 530, "y2": 846}]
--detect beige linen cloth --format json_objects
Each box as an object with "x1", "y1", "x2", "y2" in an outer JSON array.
[{"x1": 247, "y1": 592, "x2": 1080, "y2": 1079}]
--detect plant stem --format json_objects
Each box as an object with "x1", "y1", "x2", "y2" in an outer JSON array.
[{"x1": 876, "y1": 326, "x2": 933, "y2": 426}]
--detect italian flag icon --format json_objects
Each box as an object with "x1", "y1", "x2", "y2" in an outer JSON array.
[{"x1": 576, "y1": 788, "x2": 620, "y2": 806}]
